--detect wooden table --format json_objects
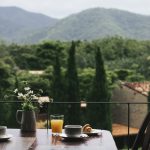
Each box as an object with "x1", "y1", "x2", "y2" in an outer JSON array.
[{"x1": 0, "y1": 129, "x2": 118, "y2": 150}]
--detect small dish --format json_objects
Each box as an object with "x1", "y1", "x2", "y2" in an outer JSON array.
[
  {"x1": 0, "y1": 134, "x2": 13, "y2": 141},
  {"x1": 82, "y1": 129, "x2": 102, "y2": 135},
  {"x1": 60, "y1": 133, "x2": 88, "y2": 139}
]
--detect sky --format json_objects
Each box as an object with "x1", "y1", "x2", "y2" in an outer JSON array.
[{"x1": 0, "y1": 0, "x2": 150, "y2": 18}]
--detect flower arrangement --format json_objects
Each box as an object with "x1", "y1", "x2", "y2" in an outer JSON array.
[{"x1": 13, "y1": 82, "x2": 53, "y2": 111}]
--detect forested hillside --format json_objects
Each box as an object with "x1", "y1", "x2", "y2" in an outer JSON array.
[
  {"x1": 1, "y1": 7, "x2": 150, "y2": 43},
  {"x1": 0, "y1": 6, "x2": 58, "y2": 43},
  {"x1": 45, "y1": 8, "x2": 150, "y2": 41}
]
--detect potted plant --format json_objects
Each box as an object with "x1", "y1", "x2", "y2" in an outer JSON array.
[{"x1": 14, "y1": 82, "x2": 52, "y2": 132}]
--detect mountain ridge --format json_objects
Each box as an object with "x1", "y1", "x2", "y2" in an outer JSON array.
[
  {"x1": 0, "y1": 6, "x2": 58, "y2": 43},
  {"x1": 1, "y1": 7, "x2": 150, "y2": 43},
  {"x1": 44, "y1": 7, "x2": 150, "y2": 41}
]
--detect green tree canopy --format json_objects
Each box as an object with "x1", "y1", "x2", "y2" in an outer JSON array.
[
  {"x1": 65, "y1": 41, "x2": 80, "y2": 124},
  {"x1": 88, "y1": 46, "x2": 111, "y2": 130}
]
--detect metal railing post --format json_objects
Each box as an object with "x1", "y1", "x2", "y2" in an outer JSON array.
[
  {"x1": 127, "y1": 103, "x2": 130, "y2": 150},
  {"x1": 47, "y1": 103, "x2": 49, "y2": 132}
]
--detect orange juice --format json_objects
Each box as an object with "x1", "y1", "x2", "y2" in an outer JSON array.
[{"x1": 51, "y1": 119, "x2": 63, "y2": 133}]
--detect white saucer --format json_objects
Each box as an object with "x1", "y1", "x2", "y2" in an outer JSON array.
[
  {"x1": 60, "y1": 133, "x2": 88, "y2": 139},
  {"x1": 0, "y1": 134, "x2": 13, "y2": 141},
  {"x1": 83, "y1": 129, "x2": 102, "y2": 135}
]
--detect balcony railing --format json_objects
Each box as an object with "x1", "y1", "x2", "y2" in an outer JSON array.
[{"x1": 0, "y1": 101, "x2": 149, "y2": 150}]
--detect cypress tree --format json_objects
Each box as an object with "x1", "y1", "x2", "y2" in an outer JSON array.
[
  {"x1": 88, "y1": 46, "x2": 111, "y2": 130},
  {"x1": 148, "y1": 91, "x2": 150, "y2": 112},
  {"x1": 52, "y1": 53, "x2": 63, "y2": 102},
  {"x1": 51, "y1": 52, "x2": 65, "y2": 114},
  {"x1": 65, "y1": 41, "x2": 80, "y2": 124}
]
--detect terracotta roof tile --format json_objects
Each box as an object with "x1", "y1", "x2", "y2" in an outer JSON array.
[{"x1": 124, "y1": 82, "x2": 150, "y2": 96}]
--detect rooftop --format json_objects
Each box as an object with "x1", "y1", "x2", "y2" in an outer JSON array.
[{"x1": 123, "y1": 81, "x2": 150, "y2": 96}]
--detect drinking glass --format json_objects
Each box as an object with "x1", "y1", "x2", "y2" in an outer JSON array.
[{"x1": 50, "y1": 114, "x2": 64, "y2": 134}]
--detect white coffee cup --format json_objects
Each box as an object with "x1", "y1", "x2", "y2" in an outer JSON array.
[
  {"x1": 0, "y1": 126, "x2": 7, "y2": 136},
  {"x1": 64, "y1": 125, "x2": 82, "y2": 137}
]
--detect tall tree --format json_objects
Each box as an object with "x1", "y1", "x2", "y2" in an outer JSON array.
[
  {"x1": 0, "y1": 61, "x2": 11, "y2": 125},
  {"x1": 148, "y1": 91, "x2": 150, "y2": 112},
  {"x1": 52, "y1": 53, "x2": 63, "y2": 101},
  {"x1": 65, "y1": 41, "x2": 80, "y2": 124},
  {"x1": 88, "y1": 46, "x2": 111, "y2": 130},
  {"x1": 50, "y1": 51, "x2": 66, "y2": 114},
  {"x1": 36, "y1": 41, "x2": 65, "y2": 69}
]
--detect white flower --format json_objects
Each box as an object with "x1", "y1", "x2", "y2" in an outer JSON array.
[
  {"x1": 23, "y1": 95, "x2": 27, "y2": 100},
  {"x1": 24, "y1": 93, "x2": 29, "y2": 98},
  {"x1": 14, "y1": 89, "x2": 18, "y2": 93},
  {"x1": 18, "y1": 93, "x2": 23, "y2": 97},
  {"x1": 12, "y1": 84, "x2": 53, "y2": 110},
  {"x1": 28, "y1": 90, "x2": 33, "y2": 94},
  {"x1": 17, "y1": 93, "x2": 24, "y2": 100},
  {"x1": 24, "y1": 87, "x2": 30, "y2": 91}
]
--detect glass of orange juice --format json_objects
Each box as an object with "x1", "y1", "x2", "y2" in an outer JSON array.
[{"x1": 50, "y1": 114, "x2": 64, "y2": 134}]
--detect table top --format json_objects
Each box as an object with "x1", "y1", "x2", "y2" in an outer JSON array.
[{"x1": 0, "y1": 129, "x2": 117, "y2": 150}]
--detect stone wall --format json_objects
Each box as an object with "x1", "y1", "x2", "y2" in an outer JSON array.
[{"x1": 112, "y1": 84, "x2": 148, "y2": 128}]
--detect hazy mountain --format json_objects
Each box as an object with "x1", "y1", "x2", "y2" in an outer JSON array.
[
  {"x1": 1, "y1": 7, "x2": 150, "y2": 43},
  {"x1": 0, "y1": 6, "x2": 58, "y2": 43},
  {"x1": 44, "y1": 8, "x2": 150, "y2": 41}
]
